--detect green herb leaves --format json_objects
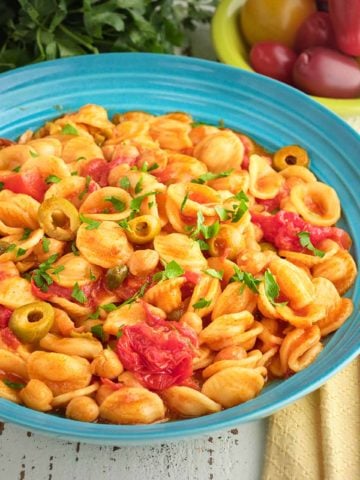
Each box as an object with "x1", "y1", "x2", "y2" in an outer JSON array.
[
  {"x1": 191, "y1": 169, "x2": 234, "y2": 185},
  {"x1": 263, "y1": 270, "x2": 287, "y2": 306},
  {"x1": 105, "y1": 196, "x2": 126, "y2": 212},
  {"x1": 61, "y1": 124, "x2": 78, "y2": 135},
  {"x1": 2, "y1": 379, "x2": 25, "y2": 390},
  {"x1": 230, "y1": 265, "x2": 260, "y2": 293},
  {"x1": 45, "y1": 175, "x2": 61, "y2": 184},
  {"x1": 79, "y1": 214, "x2": 100, "y2": 230},
  {"x1": 32, "y1": 254, "x2": 59, "y2": 292},
  {"x1": 297, "y1": 231, "x2": 325, "y2": 258},
  {"x1": 153, "y1": 261, "x2": 184, "y2": 282},
  {"x1": 71, "y1": 282, "x2": 87, "y2": 304},
  {"x1": 192, "y1": 298, "x2": 211, "y2": 309}
]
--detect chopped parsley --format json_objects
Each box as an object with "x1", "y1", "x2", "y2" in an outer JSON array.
[
  {"x1": 91, "y1": 324, "x2": 105, "y2": 341},
  {"x1": 101, "y1": 303, "x2": 117, "y2": 312},
  {"x1": 21, "y1": 228, "x2": 32, "y2": 241},
  {"x1": 264, "y1": 270, "x2": 287, "y2": 306},
  {"x1": 118, "y1": 219, "x2": 130, "y2": 230},
  {"x1": 16, "y1": 247, "x2": 27, "y2": 258},
  {"x1": 191, "y1": 169, "x2": 234, "y2": 185},
  {"x1": 189, "y1": 211, "x2": 220, "y2": 240},
  {"x1": 134, "y1": 176, "x2": 144, "y2": 194},
  {"x1": 88, "y1": 309, "x2": 100, "y2": 320},
  {"x1": 29, "y1": 150, "x2": 39, "y2": 158},
  {"x1": 78, "y1": 175, "x2": 91, "y2": 200},
  {"x1": 32, "y1": 254, "x2": 59, "y2": 291},
  {"x1": 12, "y1": 166, "x2": 20, "y2": 172},
  {"x1": 203, "y1": 268, "x2": 223, "y2": 280},
  {"x1": 130, "y1": 191, "x2": 157, "y2": 214},
  {"x1": 89, "y1": 269, "x2": 96, "y2": 281},
  {"x1": 192, "y1": 298, "x2": 212, "y2": 309},
  {"x1": 71, "y1": 242, "x2": 80, "y2": 256},
  {"x1": 230, "y1": 265, "x2": 261, "y2": 293},
  {"x1": 71, "y1": 282, "x2": 87, "y2": 304},
  {"x1": 0, "y1": 182, "x2": 4, "y2": 191},
  {"x1": 297, "y1": 231, "x2": 325, "y2": 258},
  {"x1": 61, "y1": 124, "x2": 78, "y2": 135},
  {"x1": 153, "y1": 260, "x2": 184, "y2": 282},
  {"x1": 180, "y1": 192, "x2": 189, "y2": 213},
  {"x1": 120, "y1": 281, "x2": 150, "y2": 307},
  {"x1": 214, "y1": 206, "x2": 229, "y2": 221},
  {"x1": 42, "y1": 237, "x2": 50, "y2": 253},
  {"x1": 105, "y1": 196, "x2": 126, "y2": 212},
  {"x1": 45, "y1": 175, "x2": 61, "y2": 184},
  {"x1": 79, "y1": 214, "x2": 100, "y2": 230},
  {"x1": 119, "y1": 176, "x2": 130, "y2": 189},
  {"x1": 5, "y1": 244, "x2": 16, "y2": 253}
]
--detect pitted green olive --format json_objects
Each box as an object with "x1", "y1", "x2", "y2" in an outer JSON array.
[
  {"x1": 9, "y1": 301, "x2": 55, "y2": 343},
  {"x1": 38, "y1": 198, "x2": 80, "y2": 241},
  {"x1": 105, "y1": 265, "x2": 128, "y2": 290}
]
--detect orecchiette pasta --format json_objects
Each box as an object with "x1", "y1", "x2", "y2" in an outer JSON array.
[{"x1": 0, "y1": 105, "x2": 356, "y2": 425}]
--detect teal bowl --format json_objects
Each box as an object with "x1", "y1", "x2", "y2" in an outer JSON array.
[{"x1": 0, "y1": 53, "x2": 359, "y2": 444}]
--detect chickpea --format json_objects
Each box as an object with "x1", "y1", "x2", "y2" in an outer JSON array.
[
  {"x1": 91, "y1": 349, "x2": 123, "y2": 379},
  {"x1": 179, "y1": 312, "x2": 203, "y2": 335},
  {"x1": 20, "y1": 379, "x2": 53, "y2": 412},
  {"x1": 66, "y1": 396, "x2": 99, "y2": 422}
]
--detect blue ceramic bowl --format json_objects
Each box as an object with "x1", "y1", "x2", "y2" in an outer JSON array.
[{"x1": 0, "y1": 53, "x2": 359, "y2": 444}]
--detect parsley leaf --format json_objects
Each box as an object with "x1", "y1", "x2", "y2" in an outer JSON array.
[
  {"x1": 89, "y1": 269, "x2": 96, "y2": 281},
  {"x1": 119, "y1": 176, "x2": 130, "y2": 189},
  {"x1": 191, "y1": 169, "x2": 234, "y2": 185},
  {"x1": 61, "y1": 124, "x2": 78, "y2": 135},
  {"x1": 29, "y1": 150, "x2": 39, "y2": 158},
  {"x1": 215, "y1": 206, "x2": 229, "y2": 221},
  {"x1": 91, "y1": 324, "x2": 105, "y2": 341},
  {"x1": 230, "y1": 265, "x2": 261, "y2": 293},
  {"x1": 42, "y1": 237, "x2": 50, "y2": 253},
  {"x1": 32, "y1": 254, "x2": 59, "y2": 291},
  {"x1": 135, "y1": 176, "x2": 143, "y2": 194},
  {"x1": 264, "y1": 270, "x2": 287, "y2": 306},
  {"x1": 297, "y1": 231, "x2": 325, "y2": 258},
  {"x1": 180, "y1": 192, "x2": 189, "y2": 213},
  {"x1": 130, "y1": 191, "x2": 157, "y2": 214},
  {"x1": 78, "y1": 175, "x2": 91, "y2": 200},
  {"x1": 79, "y1": 214, "x2": 100, "y2": 230},
  {"x1": 71, "y1": 242, "x2": 80, "y2": 256},
  {"x1": 45, "y1": 175, "x2": 61, "y2": 184},
  {"x1": 12, "y1": 166, "x2": 20, "y2": 172},
  {"x1": 192, "y1": 298, "x2": 211, "y2": 309},
  {"x1": 16, "y1": 247, "x2": 27, "y2": 258},
  {"x1": 153, "y1": 260, "x2": 184, "y2": 282},
  {"x1": 101, "y1": 303, "x2": 117, "y2": 312},
  {"x1": 71, "y1": 282, "x2": 87, "y2": 304},
  {"x1": 5, "y1": 244, "x2": 16, "y2": 253},
  {"x1": 203, "y1": 269, "x2": 223, "y2": 280},
  {"x1": 88, "y1": 309, "x2": 100, "y2": 320},
  {"x1": 120, "y1": 281, "x2": 150, "y2": 307},
  {"x1": 21, "y1": 228, "x2": 32, "y2": 241},
  {"x1": 118, "y1": 219, "x2": 130, "y2": 230},
  {"x1": 105, "y1": 196, "x2": 126, "y2": 212}
]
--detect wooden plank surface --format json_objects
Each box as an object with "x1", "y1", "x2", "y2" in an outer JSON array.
[{"x1": 0, "y1": 420, "x2": 266, "y2": 480}]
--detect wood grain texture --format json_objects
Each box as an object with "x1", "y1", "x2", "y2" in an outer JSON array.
[{"x1": 0, "y1": 420, "x2": 266, "y2": 480}]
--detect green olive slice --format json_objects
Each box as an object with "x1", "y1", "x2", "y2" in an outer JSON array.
[
  {"x1": 9, "y1": 301, "x2": 55, "y2": 343},
  {"x1": 38, "y1": 198, "x2": 80, "y2": 241},
  {"x1": 105, "y1": 265, "x2": 129, "y2": 290}
]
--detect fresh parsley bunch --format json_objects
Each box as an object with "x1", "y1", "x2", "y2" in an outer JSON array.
[{"x1": 0, "y1": 0, "x2": 216, "y2": 72}]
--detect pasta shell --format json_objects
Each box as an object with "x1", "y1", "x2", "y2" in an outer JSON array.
[
  {"x1": 187, "y1": 275, "x2": 221, "y2": 318},
  {"x1": 208, "y1": 171, "x2": 250, "y2": 194},
  {"x1": 249, "y1": 154, "x2": 284, "y2": 199},
  {"x1": 202, "y1": 352, "x2": 263, "y2": 379},
  {"x1": 144, "y1": 277, "x2": 185, "y2": 314},
  {"x1": 162, "y1": 386, "x2": 221, "y2": 417},
  {"x1": 279, "y1": 326, "x2": 323, "y2": 374},
  {"x1": 192, "y1": 346, "x2": 215, "y2": 370},
  {"x1": 0, "y1": 144, "x2": 34, "y2": 170},
  {"x1": 193, "y1": 130, "x2": 244, "y2": 172},
  {"x1": 211, "y1": 282, "x2": 257, "y2": 319},
  {"x1": 0, "y1": 349, "x2": 28, "y2": 379},
  {"x1": 278, "y1": 238, "x2": 340, "y2": 267},
  {"x1": 149, "y1": 117, "x2": 192, "y2": 151},
  {"x1": 64, "y1": 104, "x2": 113, "y2": 131},
  {"x1": 290, "y1": 181, "x2": 340, "y2": 226},
  {"x1": 76, "y1": 221, "x2": 133, "y2": 268},
  {"x1": 21, "y1": 155, "x2": 70, "y2": 180},
  {"x1": 61, "y1": 136, "x2": 104, "y2": 164},
  {"x1": 201, "y1": 367, "x2": 264, "y2": 408},
  {"x1": 27, "y1": 137, "x2": 62, "y2": 157},
  {"x1": 154, "y1": 233, "x2": 207, "y2": 272},
  {"x1": 280, "y1": 165, "x2": 317, "y2": 183},
  {"x1": 269, "y1": 258, "x2": 315, "y2": 310},
  {"x1": 39, "y1": 333, "x2": 103, "y2": 359},
  {"x1": 79, "y1": 187, "x2": 131, "y2": 221},
  {"x1": 99, "y1": 387, "x2": 166, "y2": 424},
  {"x1": 159, "y1": 153, "x2": 207, "y2": 184},
  {"x1": 0, "y1": 277, "x2": 36, "y2": 309},
  {"x1": 44, "y1": 176, "x2": 97, "y2": 209},
  {"x1": 312, "y1": 249, "x2": 357, "y2": 295},
  {"x1": 275, "y1": 303, "x2": 326, "y2": 329}
]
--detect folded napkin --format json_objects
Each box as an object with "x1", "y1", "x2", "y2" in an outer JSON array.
[{"x1": 262, "y1": 357, "x2": 360, "y2": 480}]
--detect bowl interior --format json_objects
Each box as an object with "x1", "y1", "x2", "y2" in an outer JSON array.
[
  {"x1": 0, "y1": 53, "x2": 359, "y2": 444},
  {"x1": 212, "y1": 0, "x2": 360, "y2": 118}
]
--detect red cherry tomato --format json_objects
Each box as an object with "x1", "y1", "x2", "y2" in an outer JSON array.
[
  {"x1": 294, "y1": 12, "x2": 336, "y2": 52},
  {"x1": 292, "y1": 47, "x2": 360, "y2": 98},
  {"x1": 0, "y1": 305, "x2": 12, "y2": 329},
  {"x1": 1, "y1": 170, "x2": 47, "y2": 202},
  {"x1": 329, "y1": 0, "x2": 360, "y2": 56},
  {"x1": 250, "y1": 42, "x2": 297, "y2": 84},
  {"x1": 80, "y1": 158, "x2": 109, "y2": 187},
  {"x1": 116, "y1": 319, "x2": 198, "y2": 391}
]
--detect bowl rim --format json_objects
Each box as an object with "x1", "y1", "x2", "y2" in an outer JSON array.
[
  {"x1": 0, "y1": 52, "x2": 359, "y2": 444},
  {"x1": 211, "y1": 0, "x2": 360, "y2": 118}
]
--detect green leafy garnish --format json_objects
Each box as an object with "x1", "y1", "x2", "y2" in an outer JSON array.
[
  {"x1": 119, "y1": 176, "x2": 130, "y2": 190},
  {"x1": 5, "y1": 244, "x2": 16, "y2": 253},
  {"x1": 229, "y1": 191, "x2": 249, "y2": 223},
  {"x1": 71, "y1": 242, "x2": 80, "y2": 256},
  {"x1": 89, "y1": 269, "x2": 96, "y2": 281},
  {"x1": 71, "y1": 171, "x2": 78, "y2": 176},
  {"x1": 203, "y1": 269, "x2": 223, "y2": 280},
  {"x1": 135, "y1": 176, "x2": 144, "y2": 194},
  {"x1": 101, "y1": 303, "x2": 117, "y2": 312},
  {"x1": 42, "y1": 237, "x2": 50, "y2": 253},
  {"x1": 105, "y1": 196, "x2": 126, "y2": 212},
  {"x1": 180, "y1": 192, "x2": 189, "y2": 213},
  {"x1": 130, "y1": 191, "x2": 157, "y2": 214},
  {"x1": 147, "y1": 163, "x2": 159, "y2": 172},
  {"x1": 21, "y1": 228, "x2": 32, "y2": 241},
  {"x1": 153, "y1": 260, "x2": 184, "y2": 282},
  {"x1": 189, "y1": 211, "x2": 220, "y2": 240},
  {"x1": 45, "y1": 175, "x2": 61, "y2": 184},
  {"x1": 61, "y1": 124, "x2": 78, "y2": 135},
  {"x1": 71, "y1": 282, "x2": 87, "y2": 304},
  {"x1": 191, "y1": 169, "x2": 234, "y2": 185},
  {"x1": 12, "y1": 166, "x2": 20, "y2": 172},
  {"x1": 120, "y1": 281, "x2": 150, "y2": 307},
  {"x1": 297, "y1": 231, "x2": 325, "y2": 258},
  {"x1": 91, "y1": 324, "x2": 105, "y2": 341},
  {"x1": 214, "y1": 206, "x2": 229, "y2": 221},
  {"x1": 2, "y1": 379, "x2": 25, "y2": 390},
  {"x1": 116, "y1": 329, "x2": 124, "y2": 339},
  {"x1": 192, "y1": 298, "x2": 211, "y2": 309},
  {"x1": 32, "y1": 254, "x2": 59, "y2": 292},
  {"x1": 29, "y1": 150, "x2": 39, "y2": 158},
  {"x1": 264, "y1": 270, "x2": 287, "y2": 306},
  {"x1": 0, "y1": 182, "x2": 4, "y2": 191},
  {"x1": 118, "y1": 219, "x2": 130, "y2": 230},
  {"x1": 230, "y1": 265, "x2": 261, "y2": 294},
  {"x1": 88, "y1": 309, "x2": 100, "y2": 320},
  {"x1": 78, "y1": 175, "x2": 91, "y2": 200},
  {"x1": 79, "y1": 214, "x2": 100, "y2": 230},
  {"x1": 16, "y1": 247, "x2": 27, "y2": 258}
]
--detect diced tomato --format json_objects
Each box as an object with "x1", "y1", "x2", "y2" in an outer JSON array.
[
  {"x1": 183, "y1": 271, "x2": 201, "y2": 285},
  {"x1": 108, "y1": 155, "x2": 137, "y2": 170},
  {"x1": 0, "y1": 306, "x2": 12, "y2": 329},
  {"x1": 256, "y1": 184, "x2": 290, "y2": 212},
  {"x1": 100, "y1": 377, "x2": 123, "y2": 390},
  {"x1": 1, "y1": 170, "x2": 47, "y2": 202},
  {"x1": 80, "y1": 158, "x2": 109, "y2": 187},
  {"x1": 0, "y1": 327, "x2": 20, "y2": 350},
  {"x1": 116, "y1": 319, "x2": 198, "y2": 391},
  {"x1": 114, "y1": 274, "x2": 151, "y2": 302},
  {"x1": 252, "y1": 210, "x2": 351, "y2": 251}
]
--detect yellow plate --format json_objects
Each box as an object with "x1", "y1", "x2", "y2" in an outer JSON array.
[{"x1": 212, "y1": 0, "x2": 360, "y2": 118}]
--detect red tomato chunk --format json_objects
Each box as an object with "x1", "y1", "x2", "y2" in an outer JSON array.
[
  {"x1": 1, "y1": 171, "x2": 47, "y2": 202},
  {"x1": 116, "y1": 319, "x2": 198, "y2": 391},
  {"x1": 252, "y1": 210, "x2": 350, "y2": 252}
]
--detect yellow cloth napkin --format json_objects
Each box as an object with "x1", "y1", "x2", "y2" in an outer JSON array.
[{"x1": 262, "y1": 357, "x2": 360, "y2": 480}]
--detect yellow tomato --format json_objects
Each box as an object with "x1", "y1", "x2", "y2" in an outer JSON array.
[{"x1": 240, "y1": 0, "x2": 317, "y2": 48}]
